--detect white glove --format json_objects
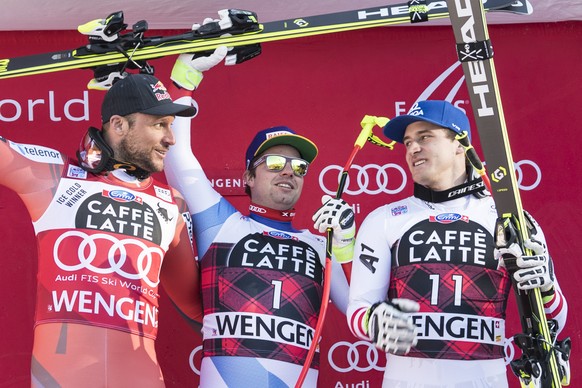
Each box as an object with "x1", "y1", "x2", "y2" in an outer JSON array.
[
  {"x1": 312, "y1": 195, "x2": 356, "y2": 264},
  {"x1": 367, "y1": 298, "x2": 419, "y2": 355},
  {"x1": 496, "y1": 237, "x2": 554, "y2": 292},
  {"x1": 171, "y1": 46, "x2": 228, "y2": 91},
  {"x1": 171, "y1": 13, "x2": 233, "y2": 91}
]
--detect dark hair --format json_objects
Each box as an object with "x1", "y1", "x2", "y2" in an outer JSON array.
[
  {"x1": 244, "y1": 167, "x2": 256, "y2": 197},
  {"x1": 102, "y1": 113, "x2": 137, "y2": 132},
  {"x1": 444, "y1": 128, "x2": 456, "y2": 140}
]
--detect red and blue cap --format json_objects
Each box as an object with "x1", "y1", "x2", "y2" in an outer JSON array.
[
  {"x1": 383, "y1": 100, "x2": 471, "y2": 143},
  {"x1": 245, "y1": 126, "x2": 318, "y2": 169}
]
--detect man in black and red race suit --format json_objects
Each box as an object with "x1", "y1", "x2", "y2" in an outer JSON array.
[
  {"x1": 0, "y1": 73, "x2": 207, "y2": 387},
  {"x1": 344, "y1": 101, "x2": 568, "y2": 387}
]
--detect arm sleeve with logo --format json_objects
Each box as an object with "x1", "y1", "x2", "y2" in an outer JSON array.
[
  {"x1": 0, "y1": 136, "x2": 64, "y2": 220},
  {"x1": 495, "y1": 212, "x2": 568, "y2": 333},
  {"x1": 347, "y1": 206, "x2": 393, "y2": 340},
  {"x1": 525, "y1": 215, "x2": 568, "y2": 333}
]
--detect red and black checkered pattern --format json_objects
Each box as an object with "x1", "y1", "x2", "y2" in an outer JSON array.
[
  {"x1": 390, "y1": 263, "x2": 511, "y2": 359},
  {"x1": 388, "y1": 218, "x2": 512, "y2": 360},
  {"x1": 201, "y1": 235, "x2": 324, "y2": 367}
]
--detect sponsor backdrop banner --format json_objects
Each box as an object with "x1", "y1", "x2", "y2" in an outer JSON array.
[{"x1": 1, "y1": 21, "x2": 580, "y2": 387}]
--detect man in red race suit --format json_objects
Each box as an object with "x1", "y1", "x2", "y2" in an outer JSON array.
[{"x1": 0, "y1": 73, "x2": 207, "y2": 387}]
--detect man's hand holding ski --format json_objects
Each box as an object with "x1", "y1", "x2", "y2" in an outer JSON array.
[
  {"x1": 171, "y1": 13, "x2": 236, "y2": 91},
  {"x1": 496, "y1": 237, "x2": 555, "y2": 293},
  {"x1": 172, "y1": 47, "x2": 228, "y2": 91},
  {"x1": 88, "y1": 12, "x2": 247, "y2": 91}
]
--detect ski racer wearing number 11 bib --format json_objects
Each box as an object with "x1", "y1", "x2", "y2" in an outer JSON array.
[{"x1": 346, "y1": 101, "x2": 568, "y2": 387}]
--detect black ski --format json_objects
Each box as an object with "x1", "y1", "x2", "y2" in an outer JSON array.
[
  {"x1": 445, "y1": 0, "x2": 570, "y2": 387},
  {"x1": 0, "y1": 0, "x2": 531, "y2": 80}
]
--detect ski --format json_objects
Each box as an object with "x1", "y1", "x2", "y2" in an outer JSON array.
[
  {"x1": 445, "y1": 0, "x2": 570, "y2": 387},
  {"x1": 0, "y1": 0, "x2": 531, "y2": 80}
]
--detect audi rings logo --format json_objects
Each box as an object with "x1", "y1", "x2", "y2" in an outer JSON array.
[
  {"x1": 319, "y1": 160, "x2": 541, "y2": 196},
  {"x1": 189, "y1": 345, "x2": 203, "y2": 375},
  {"x1": 319, "y1": 164, "x2": 407, "y2": 196},
  {"x1": 513, "y1": 160, "x2": 542, "y2": 191},
  {"x1": 504, "y1": 336, "x2": 516, "y2": 365},
  {"x1": 328, "y1": 340, "x2": 385, "y2": 373},
  {"x1": 53, "y1": 230, "x2": 164, "y2": 287}
]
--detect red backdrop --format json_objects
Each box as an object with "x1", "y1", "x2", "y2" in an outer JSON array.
[{"x1": 1, "y1": 20, "x2": 581, "y2": 387}]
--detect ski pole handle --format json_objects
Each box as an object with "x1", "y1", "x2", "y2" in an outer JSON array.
[
  {"x1": 354, "y1": 115, "x2": 376, "y2": 148},
  {"x1": 356, "y1": 115, "x2": 391, "y2": 150},
  {"x1": 338, "y1": 116, "x2": 378, "y2": 195},
  {"x1": 338, "y1": 116, "x2": 392, "y2": 193}
]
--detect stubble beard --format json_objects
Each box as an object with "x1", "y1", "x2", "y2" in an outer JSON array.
[{"x1": 117, "y1": 136, "x2": 161, "y2": 173}]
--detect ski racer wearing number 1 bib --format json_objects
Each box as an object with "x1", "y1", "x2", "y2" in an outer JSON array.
[
  {"x1": 0, "y1": 74, "x2": 204, "y2": 387},
  {"x1": 345, "y1": 101, "x2": 568, "y2": 387},
  {"x1": 164, "y1": 49, "x2": 349, "y2": 387}
]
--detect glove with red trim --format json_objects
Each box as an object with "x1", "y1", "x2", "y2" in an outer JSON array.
[
  {"x1": 366, "y1": 298, "x2": 419, "y2": 355},
  {"x1": 312, "y1": 195, "x2": 356, "y2": 264}
]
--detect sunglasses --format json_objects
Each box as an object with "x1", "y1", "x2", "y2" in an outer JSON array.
[{"x1": 251, "y1": 154, "x2": 310, "y2": 177}]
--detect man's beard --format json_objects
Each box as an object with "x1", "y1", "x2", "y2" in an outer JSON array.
[{"x1": 117, "y1": 135, "x2": 161, "y2": 173}]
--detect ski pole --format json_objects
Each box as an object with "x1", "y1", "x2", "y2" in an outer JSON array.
[
  {"x1": 455, "y1": 131, "x2": 492, "y2": 193},
  {"x1": 335, "y1": 115, "x2": 394, "y2": 280},
  {"x1": 295, "y1": 115, "x2": 394, "y2": 388}
]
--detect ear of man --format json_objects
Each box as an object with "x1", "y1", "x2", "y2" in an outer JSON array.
[
  {"x1": 456, "y1": 143, "x2": 465, "y2": 154},
  {"x1": 101, "y1": 116, "x2": 126, "y2": 151},
  {"x1": 110, "y1": 116, "x2": 125, "y2": 133},
  {"x1": 243, "y1": 170, "x2": 254, "y2": 186}
]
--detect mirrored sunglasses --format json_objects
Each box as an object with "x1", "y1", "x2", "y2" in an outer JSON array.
[{"x1": 251, "y1": 154, "x2": 309, "y2": 177}]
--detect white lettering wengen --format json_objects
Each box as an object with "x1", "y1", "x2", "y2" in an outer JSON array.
[
  {"x1": 203, "y1": 312, "x2": 314, "y2": 350},
  {"x1": 51, "y1": 290, "x2": 158, "y2": 327},
  {"x1": 412, "y1": 312, "x2": 504, "y2": 345}
]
